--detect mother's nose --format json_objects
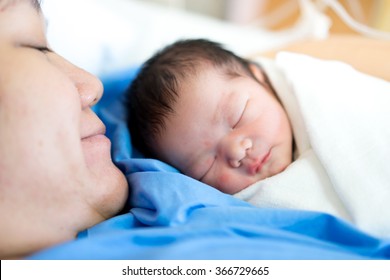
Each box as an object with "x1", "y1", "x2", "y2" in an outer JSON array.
[
  {"x1": 74, "y1": 66, "x2": 104, "y2": 109},
  {"x1": 220, "y1": 135, "x2": 252, "y2": 168}
]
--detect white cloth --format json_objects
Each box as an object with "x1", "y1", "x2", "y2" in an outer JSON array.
[{"x1": 234, "y1": 52, "x2": 390, "y2": 238}]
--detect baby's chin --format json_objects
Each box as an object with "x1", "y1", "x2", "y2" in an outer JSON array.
[
  {"x1": 222, "y1": 176, "x2": 260, "y2": 195},
  {"x1": 213, "y1": 158, "x2": 292, "y2": 195},
  {"x1": 262, "y1": 156, "x2": 291, "y2": 179}
]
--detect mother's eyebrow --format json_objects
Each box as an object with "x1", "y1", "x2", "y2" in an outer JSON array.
[
  {"x1": 30, "y1": 0, "x2": 41, "y2": 11},
  {"x1": 1, "y1": 0, "x2": 41, "y2": 11}
]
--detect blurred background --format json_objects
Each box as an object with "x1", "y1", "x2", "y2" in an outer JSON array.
[
  {"x1": 42, "y1": 0, "x2": 390, "y2": 77},
  {"x1": 140, "y1": 0, "x2": 390, "y2": 34}
]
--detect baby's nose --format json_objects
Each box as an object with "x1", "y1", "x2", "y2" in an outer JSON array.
[{"x1": 226, "y1": 138, "x2": 252, "y2": 168}]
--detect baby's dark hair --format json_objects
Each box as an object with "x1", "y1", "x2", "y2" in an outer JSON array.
[{"x1": 125, "y1": 38, "x2": 257, "y2": 156}]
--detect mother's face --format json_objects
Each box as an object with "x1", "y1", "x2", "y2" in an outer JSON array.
[{"x1": 0, "y1": 0, "x2": 128, "y2": 234}]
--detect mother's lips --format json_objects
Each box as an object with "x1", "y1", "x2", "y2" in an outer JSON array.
[{"x1": 81, "y1": 125, "x2": 106, "y2": 140}]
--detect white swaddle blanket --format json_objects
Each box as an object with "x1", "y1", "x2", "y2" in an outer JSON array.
[{"x1": 234, "y1": 52, "x2": 390, "y2": 238}]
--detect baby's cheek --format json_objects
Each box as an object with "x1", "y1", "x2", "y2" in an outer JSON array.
[
  {"x1": 217, "y1": 171, "x2": 255, "y2": 195},
  {"x1": 218, "y1": 173, "x2": 231, "y2": 186},
  {"x1": 203, "y1": 139, "x2": 213, "y2": 149},
  {"x1": 216, "y1": 172, "x2": 235, "y2": 194}
]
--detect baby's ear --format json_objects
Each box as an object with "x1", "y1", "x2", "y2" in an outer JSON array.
[{"x1": 249, "y1": 63, "x2": 266, "y2": 83}]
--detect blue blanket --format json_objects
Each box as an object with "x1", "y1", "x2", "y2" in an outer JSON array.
[{"x1": 30, "y1": 67, "x2": 390, "y2": 259}]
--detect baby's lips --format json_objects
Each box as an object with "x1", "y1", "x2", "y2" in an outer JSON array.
[{"x1": 247, "y1": 149, "x2": 271, "y2": 175}]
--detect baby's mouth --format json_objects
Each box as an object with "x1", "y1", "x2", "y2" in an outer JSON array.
[{"x1": 248, "y1": 149, "x2": 271, "y2": 175}]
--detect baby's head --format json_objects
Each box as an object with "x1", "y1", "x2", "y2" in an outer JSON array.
[{"x1": 126, "y1": 39, "x2": 293, "y2": 194}]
